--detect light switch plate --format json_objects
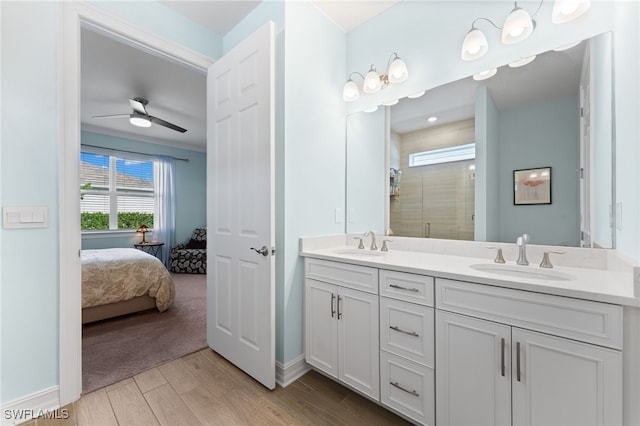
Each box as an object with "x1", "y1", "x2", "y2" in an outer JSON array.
[{"x1": 3, "y1": 206, "x2": 48, "y2": 229}]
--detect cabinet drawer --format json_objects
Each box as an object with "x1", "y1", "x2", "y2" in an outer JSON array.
[
  {"x1": 305, "y1": 258, "x2": 378, "y2": 294},
  {"x1": 380, "y1": 270, "x2": 434, "y2": 306},
  {"x1": 380, "y1": 351, "x2": 435, "y2": 426},
  {"x1": 436, "y1": 278, "x2": 623, "y2": 349},
  {"x1": 380, "y1": 297, "x2": 434, "y2": 368}
]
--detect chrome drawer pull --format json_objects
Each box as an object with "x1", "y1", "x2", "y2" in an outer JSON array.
[
  {"x1": 389, "y1": 325, "x2": 419, "y2": 337},
  {"x1": 389, "y1": 283, "x2": 420, "y2": 293},
  {"x1": 390, "y1": 381, "x2": 420, "y2": 397}
]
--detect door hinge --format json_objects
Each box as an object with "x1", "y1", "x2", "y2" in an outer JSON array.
[
  {"x1": 579, "y1": 168, "x2": 584, "y2": 179},
  {"x1": 580, "y1": 107, "x2": 584, "y2": 117}
]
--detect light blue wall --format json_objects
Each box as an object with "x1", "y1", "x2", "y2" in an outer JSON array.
[
  {"x1": 0, "y1": 1, "x2": 218, "y2": 405},
  {"x1": 80, "y1": 132, "x2": 206, "y2": 250},
  {"x1": 475, "y1": 87, "x2": 500, "y2": 242},
  {"x1": 346, "y1": 108, "x2": 386, "y2": 233},
  {"x1": 498, "y1": 97, "x2": 580, "y2": 246}
]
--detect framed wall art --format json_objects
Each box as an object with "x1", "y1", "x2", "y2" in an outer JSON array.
[{"x1": 513, "y1": 167, "x2": 551, "y2": 205}]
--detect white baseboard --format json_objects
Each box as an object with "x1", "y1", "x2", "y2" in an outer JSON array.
[
  {"x1": 1, "y1": 386, "x2": 61, "y2": 425},
  {"x1": 276, "y1": 355, "x2": 311, "y2": 388}
]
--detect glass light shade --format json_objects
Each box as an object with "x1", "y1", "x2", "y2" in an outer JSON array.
[
  {"x1": 363, "y1": 105, "x2": 379, "y2": 113},
  {"x1": 552, "y1": 0, "x2": 590, "y2": 23},
  {"x1": 473, "y1": 68, "x2": 498, "y2": 81},
  {"x1": 363, "y1": 68, "x2": 382, "y2": 93},
  {"x1": 342, "y1": 80, "x2": 360, "y2": 102},
  {"x1": 130, "y1": 115, "x2": 151, "y2": 128},
  {"x1": 387, "y1": 57, "x2": 408, "y2": 84},
  {"x1": 502, "y1": 7, "x2": 534, "y2": 44},
  {"x1": 407, "y1": 90, "x2": 426, "y2": 99},
  {"x1": 508, "y1": 55, "x2": 536, "y2": 68},
  {"x1": 461, "y1": 28, "x2": 488, "y2": 61},
  {"x1": 554, "y1": 40, "x2": 581, "y2": 51},
  {"x1": 381, "y1": 99, "x2": 399, "y2": 106}
]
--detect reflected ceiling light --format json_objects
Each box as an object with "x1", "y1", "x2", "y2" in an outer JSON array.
[
  {"x1": 129, "y1": 114, "x2": 152, "y2": 128},
  {"x1": 473, "y1": 68, "x2": 498, "y2": 81},
  {"x1": 554, "y1": 40, "x2": 582, "y2": 51},
  {"x1": 363, "y1": 105, "x2": 379, "y2": 113},
  {"x1": 342, "y1": 52, "x2": 409, "y2": 102},
  {"x1": 552, "y1": 0, "x2": 591, "y2": 23},
  {"x1": 502, "y1": 4, "x2": 536, "y2": 44},
  {"x1": 509, "y1": 55, "x2": 537, "y2": 67},
  {"x1": 382, "y1": 99, "x2": 399, "y2": 106},
  {"x1": 407, "y1": 90, "x2": 426, "y2": 99},
  {"x1": 427, "y1": 116, "x2": 438, "y2": 123}
]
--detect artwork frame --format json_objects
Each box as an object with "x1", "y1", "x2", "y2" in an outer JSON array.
[{"x1": 513, "y1": 167, "x2": 552, "y2": 205}]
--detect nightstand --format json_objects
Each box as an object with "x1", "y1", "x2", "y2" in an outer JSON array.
[{"x1": 134, "y1": 241, "x2": 164, "y2": 259}]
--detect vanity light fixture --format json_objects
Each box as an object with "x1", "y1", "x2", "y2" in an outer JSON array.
[
  {"x1": 342, "y1": 52, "x2": 408, "y2": 102},
  {"x1": 551, "y1": 0, "x2": 590, "y2": 23},
  {"x1": 554, "y1": 40, "x2": 581, "y2": 51},
  {"x1": 407, "y1": 90, "x2": 426, "y2": 99},
  {"x1": 473, "y1": 68, "x2": 498, "y2": 81},
  {"x1": 363, "y1": 105, "x2": 379, "y2": 113},
  {"x1": 461, "y1": 0, "x2": 589, "y2": 62},
  {"x1": 382, "y1": 99, "x2": 399, "y2": 106}
]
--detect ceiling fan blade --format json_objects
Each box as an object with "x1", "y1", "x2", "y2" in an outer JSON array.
[
  {"x1": 149, "y1": 116, "x2": 187, "y2": 133},
  {"x1": 129, "y1": 98, "x2": 148, "y2": 115},
  {"x1": 92, "y1": 114, "x2": 129, "y2": 119}
]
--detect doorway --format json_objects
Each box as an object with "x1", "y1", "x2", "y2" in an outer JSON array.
[{"x1": 59, "y1": 3, "x2": 213, "y2": 404}]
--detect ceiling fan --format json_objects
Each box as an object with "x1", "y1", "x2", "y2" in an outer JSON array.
[{"x1": 92, "y1": 98, "x2": 187, "y2": 133}]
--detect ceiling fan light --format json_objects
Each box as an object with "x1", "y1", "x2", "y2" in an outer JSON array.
[
  {"x1": 343, "y1": 79, "x2": 360, "y2": 102},
  {"x1": 130, "y1": 115, "x2": 151, "y2": 128},
  {"x1": 363, "y1": 67, "x2": 382, "y2": 94},
  {"x1": 387, "y1": 57, "x2": 408, "y2": 84},
  {"x1": 552, "y1": 0, "x2": 590, "y2": 23},
  {"x1": 502, "y1": 7, "x2": 535, "y2": 44},
  {"x1": 461, "y1": 28, "x2": 488, "y2": 61}
]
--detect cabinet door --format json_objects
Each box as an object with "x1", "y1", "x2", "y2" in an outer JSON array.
[
  {"x1": 305, "y1": 279, "x2": 338, "y2": 378},
  {"x1": 512, "y1": 328, "x2": 622, "y2": 426},
  {"x1": 338, "y1": 287, "x2": 380, "y2": 400},
  {"x1": 436, "y1": 311, "x2": 511, "y2": 426}
]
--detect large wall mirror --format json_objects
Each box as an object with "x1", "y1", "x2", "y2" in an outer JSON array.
[{"x1": 346, "y1": 32, "x2": 614, "y2": 248}]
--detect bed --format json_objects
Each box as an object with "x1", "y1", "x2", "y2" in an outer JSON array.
[{"x1": 81, "y1": 248, "x2": 175, "y2": 324}]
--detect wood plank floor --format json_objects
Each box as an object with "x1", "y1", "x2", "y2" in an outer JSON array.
[{"x1": 28, "y1": 349, "x2": 411, "y2": 425}]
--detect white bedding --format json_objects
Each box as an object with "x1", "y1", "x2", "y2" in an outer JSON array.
[{"x1": 81, "y1": 248, "x2": 175, "y2": 311}]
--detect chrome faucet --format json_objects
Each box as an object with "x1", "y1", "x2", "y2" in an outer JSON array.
[
  {"x1": 364, "y1": 231, "x2": 377, "y2": 250},
  {"x1": 516, "y1": 233, "x2": 530, "y2": 266}
]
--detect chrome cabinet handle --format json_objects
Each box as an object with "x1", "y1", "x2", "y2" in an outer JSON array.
[
  {"x1": 330, "y1": 293, "x2": 336, "y2": 318},
  {"x1": 390, "y1": 381, "x2": 420, "y2": 397},
  {"x1": 389, "y1": 284, "x2": 420, "y2": 293},
  {"x1": 390, "y1": 325, "x2": 419, "y2": 337},
  {"x1": 516, "y1": 341, "x2": 522, "y2": 382},
  {"x1": 337, "y1": 295, "x2": 342, "y2": 319},
  {"x1": 501, "y1": 338, "x2": 506, "y2": 377}
]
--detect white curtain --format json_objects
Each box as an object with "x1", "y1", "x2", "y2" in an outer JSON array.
[{"x1": 153, "y1": 155, "x2": 176, "y2": 267}]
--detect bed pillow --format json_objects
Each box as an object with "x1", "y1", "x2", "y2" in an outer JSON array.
[{"x1": 185, "y1": 238, "x2": 206, "y2": 249}]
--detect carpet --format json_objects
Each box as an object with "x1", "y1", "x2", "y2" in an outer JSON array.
[{"x1": 82, "y1": 273, "x2": 207, "y2": 394}]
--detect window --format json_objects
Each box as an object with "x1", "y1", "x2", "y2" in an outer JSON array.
[
  {"x1": 80, "y1": 149, "x2": 154, "y2": 231},
  {"x1": 409, "y1": 143, "x2": 476, "y2": 167}
]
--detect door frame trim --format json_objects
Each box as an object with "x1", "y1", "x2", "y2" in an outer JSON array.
[{"x1": 59, "y1": 2, "x2": 213, "y2": 404}]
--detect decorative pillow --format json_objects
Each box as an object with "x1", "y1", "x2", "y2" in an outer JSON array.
[{"x1": 185, "y1": 238, "x2": 206, "y2": 249}]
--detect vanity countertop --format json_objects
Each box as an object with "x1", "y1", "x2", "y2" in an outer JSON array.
[{"x1": 301, "y1": 246, "x2": 639, "y2": 307}]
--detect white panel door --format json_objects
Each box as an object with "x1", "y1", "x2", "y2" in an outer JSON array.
[
  {"x1": 207, "y1": 21, "x2": 275, "y2": 389},
  {"x1": 304, "y1": 279, "x2": 339, "y2": 378},
  {"x1": 512, "y1": 328, "x2": 622, "y2": 426},
  {"x1": 338, "y1": 287, "x2": 380, "y2": 400},
  {"x1": 436, "y1": 311, "x2": 511, "y2": 426}
]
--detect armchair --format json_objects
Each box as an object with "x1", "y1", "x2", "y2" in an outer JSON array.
[{"x1": 170, "y1": 228, "x2": 206, "y2": 274}]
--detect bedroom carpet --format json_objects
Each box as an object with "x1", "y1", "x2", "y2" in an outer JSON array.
[{"x1": 82, "y1": 273, "x2": 207, "y2": 394}]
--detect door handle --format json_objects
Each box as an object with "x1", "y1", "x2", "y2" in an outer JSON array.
[
  {"x1": 337, "y1": 295, "x2": 342, "y2": 319},
  {"x1": 501, "y1": 338, "x2": 506, "y2": 377},
  {"x1": 330, "y1": 293, "x2": 336, "y2": 318},
  {"x1": 516, "y1": 341, "x2": 522, "y2": 382},
  {"x1": 250, "y1": 246, "x2": 269, "y2": 256}
]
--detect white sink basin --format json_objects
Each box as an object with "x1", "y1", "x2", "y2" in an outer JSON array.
[
  {"x1": 333, "y1": 248, "x2": 386, "y2": 257},
  {"x1": 470, "y1": 263, "x2": 576, "y2": 281}
]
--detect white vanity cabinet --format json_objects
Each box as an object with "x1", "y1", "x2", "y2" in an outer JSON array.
[
  {"x1": 304, "y1": 258, "x2": 380, "y2": 400},
  {"x1": 435, "y1": 278, "x2": 623, "y2": 426}
]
